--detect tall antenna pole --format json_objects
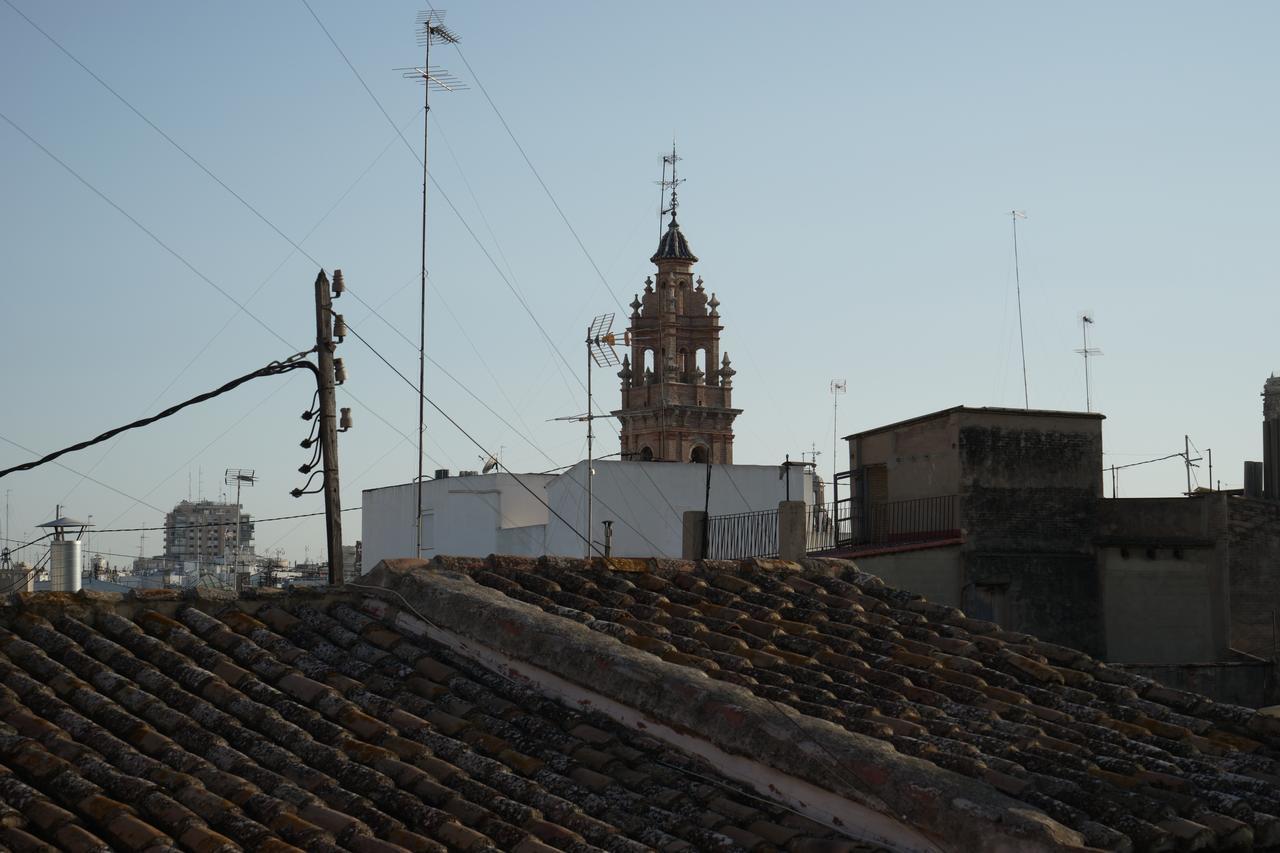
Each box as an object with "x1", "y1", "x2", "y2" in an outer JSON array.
[
  {"x1": 1075, "y1": 314, "x2": 1102, "y2": 412},
  {"x1": 559, "y1": 316, "x2": 620, "y2": 557},
  {"x1": 1010, "y1": 210, "x2": 1029, "y2": 409},
  {"x1": 830, "y1": 380, "x2": 846, "y2": 493},
  {"x1": 416, "y1": 17, "x2": 429, "y2": 560},
  {"x1": 402, "y1": 12, "x2": 463, "y2": 558},
  {"x1": 586, "y1": 328, "x2": 593, "y2": 558}
]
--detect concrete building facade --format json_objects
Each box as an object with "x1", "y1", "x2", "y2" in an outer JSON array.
[
  {"x1": 832, "y1": 405, "x2": 1280, "y2": 704},
  {"x1": 841, "y1": 406, "x2": 1105, "y2": 653},
  {"x1": 162, "y1": 500, "x2": 253, "y2": 563}
]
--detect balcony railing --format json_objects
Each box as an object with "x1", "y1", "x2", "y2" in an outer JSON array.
[
  {"x1": 825, "y1": 494, "x2": 959, "y2": 552},
  {"x1": 707, "y1": 508, "x2": 779, "y2": 560},
  {"x1": 705, "y1": 495, "x2": 959, "y2": 561}
]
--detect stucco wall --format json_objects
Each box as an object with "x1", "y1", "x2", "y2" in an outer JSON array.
[
  {"x1": 361, "y1": 473, "x2": 556, "y2": 567},
  {"x1": 957, "y1": 413, "x2": 1102, "y2": 554},
  {"x1": 854, "y1": 545, "x2": 963, "y2": 607},
  {"x1": 1102, "y1": 546, "x2": 1221, "y2": 663},
  {"x1": 1226, "y1": 497, "x2": 1280, "y2": 658},
  {"x1": 1096, "y1": 496, "x2": 1231, "y2": 663},
  {"x1": 544, "y1": 460, "x2": 809, "y2": 559},
  {"x1": 963, "y1": 552, "x2": 1104, "y2": 654},
  {"x1": 364, "y1": 463, "x2": 807, "y2": 564}
]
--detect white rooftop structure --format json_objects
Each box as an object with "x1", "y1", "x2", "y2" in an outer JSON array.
[{"x1": 361, "y1": 459, "x2": 813, "y2": 566}]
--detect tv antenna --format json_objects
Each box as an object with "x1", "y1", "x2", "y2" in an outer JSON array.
[
  {"x1": 554, "y1": 314, "x2": 621, "y2": 557},
  {"x1": 830, "y1": 379, "x2": 846, "y2": 495},
  {"x1": 398, "y1": 11, "x2": 466, "y2": 559},
  {"x1": 656, "y1": 143, "x2": 684, "y2": 241},
  {"x1": 224, "y1": 469, "x2": 256, "y2": 578},
  {"x1": 1010, "y1": 210, "x2": 1029, "y2": 409},
  {"x1": 1074, "y1": 313, "x2": 1103, "y2": 412}
]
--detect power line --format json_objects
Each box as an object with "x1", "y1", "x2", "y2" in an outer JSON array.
[
  {"x1": 0, "y1": 507, "x2": 362, "y2": 537},
  {"x1": 23, "y1": 0, "x2": 563, "y2": 486},
  {"x1": 445, "y1": 39, "x2": 624, "y2": 314},
  {"x1": 297, "y1": 4, "x2": 687, "y2": 537},
  {"x1": 0, "y1": 433, "x2": 169, "y2": 515},
  {"x1": 0, "y1": 109, "x2": 293, "y2": 350},
  {"x1": 299, "y1": 0, "x2": 585, "y2": 401},
  {"x1": 0, "y1": 533, "x2": 52, "y2": 554},
  {"x1": 0, "y1": 355, "x2": 316, "y2": 481},
  {"x1": 61, "y1": 106, "x2": 424, "y2": 509},
  {"x1": 344, "y1": 319, "x2": 665, "y2": 555},
  {"x1": 5, "y1": 7, "x2": 436, "y2": 514}
]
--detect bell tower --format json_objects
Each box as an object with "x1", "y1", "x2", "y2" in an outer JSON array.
[{"x1": 614, "y1": 150, "x2": 741, "y2": 463}]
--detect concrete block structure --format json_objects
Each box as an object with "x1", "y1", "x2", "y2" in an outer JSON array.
[
  {"x1": 840, "y1": 406, "x2": 1105, "y2": 653},
  {"x1": 832, "y1": 405, "x2": 1280, "y2": 705}
]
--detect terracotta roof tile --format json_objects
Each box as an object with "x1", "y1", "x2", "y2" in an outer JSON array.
[
  {"x1": 0, "y1": 587, "x2": 888, "y2": 852},
  {"x1": 431, "y1": 555, "x2": 1280, "y2": 851}
]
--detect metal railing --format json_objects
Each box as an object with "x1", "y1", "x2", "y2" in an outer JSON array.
[
  {"x1": 707, "y1": 508, "x2": 779, "y2": 560},
  {"x1": 705, "y1": 494, "x2": 959, "y2": 560},
  {"x1": 829, "y1": 494, "x2": 959, "y2": 551}
]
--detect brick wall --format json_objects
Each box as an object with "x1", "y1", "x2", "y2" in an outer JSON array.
[{"x1": 1226, "y1": 497, "x2": 1280, "y2": 657}]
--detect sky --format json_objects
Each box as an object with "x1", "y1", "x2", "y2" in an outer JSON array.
[{"x1": 2, "y1": 1, "x2": 1278, "y2": 566}]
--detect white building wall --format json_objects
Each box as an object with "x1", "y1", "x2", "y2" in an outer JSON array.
[
  {"x1": 361, "y1": 473, "x2": 555, "y2": 568},
  {"x1": 362, "y1": 462, "x2": 810, "y2": 564},
  {"x1": 545, "y1": 460, "x2": 809, "y2": 558}
]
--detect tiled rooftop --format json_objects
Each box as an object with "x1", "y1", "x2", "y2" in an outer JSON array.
[
  {"x1": 0, "y1": 585, "x2": 882, "y2": 853},
  {"x1": 453, "y1": 554, "x2": 1280, "y2": 852}
]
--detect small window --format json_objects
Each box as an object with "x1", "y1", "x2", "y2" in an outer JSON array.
[
  {"x1": 691, "y1": 446, "x2": 708, "y2": 463},
  {"x1": 640, "y1": 446, "x2": 654, "y2": 461}
]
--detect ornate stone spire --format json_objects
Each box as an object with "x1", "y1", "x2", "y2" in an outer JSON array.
[{"x1": 613, "y1": 151, "x2": 741, "y2": 464}]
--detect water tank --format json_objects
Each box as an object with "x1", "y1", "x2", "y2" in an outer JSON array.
[{"x1": 49, "y1": 540, "x2": 82, "y2": 593}]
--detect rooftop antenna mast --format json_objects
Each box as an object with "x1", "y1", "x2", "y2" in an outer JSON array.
[
  {"x1": 656, "y1": 142, "x2": 684, "y2": 242},
  {"x1": 224, "y1": 469, "x2": 256, "y2": 580},
  {"x1": 400, "y1": 11, "x2": 465, "y2": 559},
  {"x1": 1010, "y1": 210, "x2": 1029, "y2": 409},
  {"x1": 1074, "y1": 314, "x2": 1102, "y2": 412},
  {"x1": 554, "y1": 314, "x2": 621, "y2": 557}
]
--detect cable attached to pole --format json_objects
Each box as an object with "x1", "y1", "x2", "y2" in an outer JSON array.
[{"x1": 0, "y1": 354, "x2": 316, "y2": 482}]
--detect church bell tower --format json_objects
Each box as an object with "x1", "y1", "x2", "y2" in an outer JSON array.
[{"x1": 614, "y1": 150, "x2": 741, "y2": 463}]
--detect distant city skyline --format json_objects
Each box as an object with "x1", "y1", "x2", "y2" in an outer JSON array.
[{"x1": 2, "y1": 1, "x2": 1278, "y2": 564}]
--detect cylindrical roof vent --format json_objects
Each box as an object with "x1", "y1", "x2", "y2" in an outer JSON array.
[{"x1": 50, "y1": 540, "x2": 81, "y2": 593}]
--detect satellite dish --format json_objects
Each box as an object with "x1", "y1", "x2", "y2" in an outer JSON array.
[{"x1": 481, "y1": 455, "x2": 499, "y2": 474}]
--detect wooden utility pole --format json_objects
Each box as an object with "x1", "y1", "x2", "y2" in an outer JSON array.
[{"x1": 314, "y1": 270, "x2": 344, "y2": 585}]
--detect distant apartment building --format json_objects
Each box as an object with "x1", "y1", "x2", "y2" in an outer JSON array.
[{"x1": 163, "y1": 500, "x2": 254, "y2": 563}]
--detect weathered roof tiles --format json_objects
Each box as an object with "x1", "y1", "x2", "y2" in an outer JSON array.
[
  {"x1": 456, "y1": 554, "x2": 1280, "y2": 853},
  {"x1": 0, "y1": 585, "x2": 883, "y2": 852}
]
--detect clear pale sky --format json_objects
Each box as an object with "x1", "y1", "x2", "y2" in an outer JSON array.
[{"x1": 2, "y1": 2, "x2": 1277, "y2": 565}]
